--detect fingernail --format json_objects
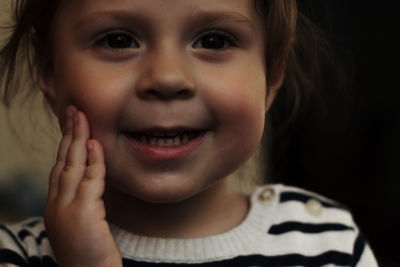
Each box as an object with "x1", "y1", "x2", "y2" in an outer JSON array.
[
  {"x1": 74, "y1": 112, "x2": 79, "y2": 125},
  {"x1": 66, "y1": 106, "x2": 74, "y2": 118},
  {"x1": 87, "y1": 141, "x2": 93, "y2": 151}
]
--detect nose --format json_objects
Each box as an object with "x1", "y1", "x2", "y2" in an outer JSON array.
[{"x1": 135, "y1": 46, "x2": 195, "y2": 101}]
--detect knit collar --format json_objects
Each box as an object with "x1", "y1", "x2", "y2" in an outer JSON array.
[{"x1": 109, "y1": 185, "x2": 279, "y2": 264}]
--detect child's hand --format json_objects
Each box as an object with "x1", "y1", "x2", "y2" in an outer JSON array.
[{"x1": 44, "y1": 106, "x2": 122, "y2": 267}]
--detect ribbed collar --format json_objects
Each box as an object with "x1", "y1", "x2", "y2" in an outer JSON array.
[{"x1": 110, "y1": 185, "x2": 279, "y2": 264}]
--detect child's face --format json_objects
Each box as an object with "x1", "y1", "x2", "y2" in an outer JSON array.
[{"x1": 41, "y1": 0, "x2": 277, "y2": 202}]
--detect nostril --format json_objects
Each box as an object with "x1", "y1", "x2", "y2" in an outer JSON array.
[
  {"x1": 144, "y1": 89, "x2": 162, "y2": 100},
  {"x1": 141, "y1": 87, "x2": 194, "y2": 100},
  {"x1": 174, "y1": 88, "x2": 194, "y2": 99}
]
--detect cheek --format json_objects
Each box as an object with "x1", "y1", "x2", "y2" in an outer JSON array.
[
  {"x1": 198, "y1": 65, "x2": 267, "y2": 159},
  {"x1": 199, "y1": 65, "x2": 267, "y2": 130},
  {"x1": 54, "y1": 60, "x2": 134, "y2": 128}
]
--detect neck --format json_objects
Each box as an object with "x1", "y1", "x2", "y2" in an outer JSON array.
[{"x1": 104, "y1": 179, "x2": 249, "y2": 238}]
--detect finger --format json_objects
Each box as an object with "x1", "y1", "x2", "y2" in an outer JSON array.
[
  {"x1": 48, "y1": 106, "x2": 77, "y2": 202},
  {"x1": 58, "y1": 111, "x2": 91, "y2": 203},
  {"x1": 77, "y1": 140, "x2": 106, "y2": 202}
]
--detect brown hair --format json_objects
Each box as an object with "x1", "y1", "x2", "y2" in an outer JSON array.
[{"x1": 0, "y1": 0, "x2": 59, "y2": 105}]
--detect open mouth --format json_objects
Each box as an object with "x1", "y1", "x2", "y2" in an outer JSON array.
[{"x1": 128, "y1": 130, "x2": 206, "y2": 147}]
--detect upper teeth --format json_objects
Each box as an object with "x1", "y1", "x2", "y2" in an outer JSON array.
[
  {"x1": 138, "y1": 132, "x2": 194, "y2": 146},
  {"x1": 149, "y1": 131, "x2": 180, "y2": 137}
]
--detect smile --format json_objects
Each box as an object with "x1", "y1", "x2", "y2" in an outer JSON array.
[
  {"x1": 124, "y1": 129, "x2": 208, "y2": 161},
  {"x1": 130, "y1": 131, "x2": 203, "y2": 147}
]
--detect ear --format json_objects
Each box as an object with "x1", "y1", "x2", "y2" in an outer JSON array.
[
  {"x1": 37, "y1": 66, "x2": 58, "y2": 114},
  {"x1": 265, "y1": 70, "x2": 285, "y2": 111}
]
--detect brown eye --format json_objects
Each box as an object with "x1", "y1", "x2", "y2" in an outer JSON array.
[
  {"x1": 193, "y1": 31, "x2": 236, "y2": 50},
  {"x1": 95, "y1": 31, "x2": 139, "y2": 49}
]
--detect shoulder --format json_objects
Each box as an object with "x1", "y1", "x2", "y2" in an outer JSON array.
[
  {"x1": 0, "y1": 217, "x2": 56, "y2": 266},
  {"x1": 252, "y1": 184, "x2": 354, "y2": 225},
  {"x1": 248, "y1": 184, "x2": 378, "y2": 266}
]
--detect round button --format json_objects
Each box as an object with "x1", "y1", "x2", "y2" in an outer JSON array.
[
  {"x1": 305, "y1": 198, "x2": 323, "y2": 216},
  {"x1": 258, "y1": 187, "x2": 276, "y2": 202}
]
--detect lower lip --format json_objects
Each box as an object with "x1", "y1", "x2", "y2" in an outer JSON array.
[{"x1": 124, "y1": 132, "x2": 207, "y2": 161}]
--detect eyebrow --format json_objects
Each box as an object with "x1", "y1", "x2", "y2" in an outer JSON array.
[
  {"x1": 74, "y1": 10, "x2": 257, "y2": 32},
  {"x1": 188, "y1": 10, "x2": 257, "y2": 31},
  {"x1": 74, "y1": 11, "x2": 150, "y2": 31}
]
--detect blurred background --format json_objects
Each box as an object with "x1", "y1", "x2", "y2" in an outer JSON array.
[
  {"x1": 0, "y1": 0, "x2": 59, "y2": 221},
  {"x1": 267, "y1": 1, "x2": 400, "y2": 266},
  {"x1": 0, "y1": 0, "x2": 399, "y2": 266}
]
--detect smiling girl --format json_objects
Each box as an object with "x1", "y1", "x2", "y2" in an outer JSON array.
[{"x1": 0, "y1": 0, "x2": 377, "y2": 266}]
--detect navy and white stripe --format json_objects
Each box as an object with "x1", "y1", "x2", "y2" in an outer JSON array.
[
  {"x1": 0, "y1": 185, "x2": 378, "y2": 266},
  {"x1": 0, "y1": 220, "x2": 56, "y2": 266},
  {"x1": 268, "y1": 221, "x2": 355, "y2": 234},
  {"x1": 279, "y1": 191, "x2": 348, "y2": 209}
]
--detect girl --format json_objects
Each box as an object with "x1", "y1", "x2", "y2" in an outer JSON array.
[{"x1": 0, "y1": 0, "x2": 377, "y2": 266}]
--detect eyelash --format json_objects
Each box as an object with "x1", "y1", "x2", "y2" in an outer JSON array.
[
  {"x1": 94, "y1": 30, "x2": 139, "y2": 50},
  {"x1": 193, "y1": 30, "x2": 238, "y2": 50},
  {"x1": 93, "y1": 29, "x2": 238, "y2": 51}
]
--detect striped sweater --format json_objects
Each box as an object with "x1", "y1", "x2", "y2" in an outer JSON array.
[{"x1": 0, "y1": 184, "x2": 377, "y2": 266}]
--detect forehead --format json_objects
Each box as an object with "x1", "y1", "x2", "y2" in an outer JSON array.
[{"x1": 55, "y1": 0, "x2": 261, "y2": 28}]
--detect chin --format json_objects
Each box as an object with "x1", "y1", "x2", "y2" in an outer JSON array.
[
  {"x1": 135, "y1": 186, "x2": 196, "y2": 204},
  {"x1": 109, "y1": 176, "x2": 208, "y2": 204},
  {"x1": 138, "y1": 192, "x2": 195, "y2": 204}
]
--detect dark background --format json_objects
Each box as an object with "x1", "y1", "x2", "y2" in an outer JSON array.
[{"x1": 270, "y1": 1, "x2": 400, "y2": 266}]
